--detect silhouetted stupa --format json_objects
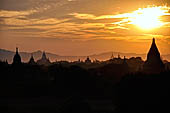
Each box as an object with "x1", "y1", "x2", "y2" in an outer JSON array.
[
  {"x1": 143, "y1": 38, "x2": 165, "y2": 73},
  {"x1": 110, "y1": 53, "x2": 114, "y2": 59},
  {"x1": 37, "y1": 51, "x2": 51, "y2": 66},
  {"x1": 122, "y1": 56, "x2": 128, "y2": 66},
  {"x1": 122, "y1": 56, "x2": 129, "y2": 72},
  {"x1": 85, "y1": 56, "x2": 91, "y2": 64},
  {"x1": 12, "y1": 47, "x2": 22, "y2": 65},
  {"x1": 28, "y1": 54, "x2": 36, "y2": 65}
]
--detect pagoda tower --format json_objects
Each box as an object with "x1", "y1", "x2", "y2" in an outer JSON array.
[
  {"x1": 12, "y1": 47, "x2": 22, "y2": 65},
  {"x1": 85, "y1": 56, "x2": 91, "y2": 64},
  {"x1": 28, "y1": 54, "x2": 36, "y2": 65},
  {"x1": 143, "y1": 38, "x2": 165, "y2": 73},
  {"x1": 42, "y1": 51, "x2": 47, "y2": 60},
  {"x1": 37, "y1": 51, "x2": 51, "y2": 66}
]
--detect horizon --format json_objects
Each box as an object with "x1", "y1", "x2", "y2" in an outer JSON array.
[
  {"x1": 1, "y1": 40, "x2": 170, "y2": 64},
  {"x1": 1, "y1": 46, "x2": 170, "y2": 56},
  {"x1": 1, "y1": 38, "x2": 170, "y2": 56},
  {"x1": 1, "y1": 37, "x2": 170, "y2": 57}
]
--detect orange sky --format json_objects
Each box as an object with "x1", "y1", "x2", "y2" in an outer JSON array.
[{"x1": 0, "y1": 0, "x2": 170, "y2": 55}]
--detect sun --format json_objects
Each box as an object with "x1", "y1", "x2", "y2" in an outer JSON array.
[{"x1": 129, "y1": 6, "x2": 168, "y2": 30}]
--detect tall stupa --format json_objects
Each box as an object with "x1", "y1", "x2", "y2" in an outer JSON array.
[
  {"x1": 37, "y1": 51, "x2": 51, "y2": 66},
  {"x1": 12, "y1": 47, "x2": 22, "y2": 65},
  {"x1": 143, "y1": 38, "x2": 165, "y2": 73}
]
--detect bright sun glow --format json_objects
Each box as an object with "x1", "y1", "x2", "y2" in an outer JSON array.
[{"x1": 129, "y1": 6, "x2": 169, "y2": 30}]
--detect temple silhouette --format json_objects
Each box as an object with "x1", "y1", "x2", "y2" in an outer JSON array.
[
  {"x1": 143, "y1": 38, "x2": 165, "y2": 73},
  {"x1": 37, "y1": 51, "x2": 51, "y2": 66},
  {"x1": 11, "y1": 38, "x2": 166, "y2": 74},
  {"x1": 28, "y1": 54, "x2": 36, "y2": 65},
  {"x1": 85, "y1": 56, "x2": 92, "y2": 64},
  {"x1": 12, "y1": 49, "x2": 51, "y2": 66},
  {"x1": 12, "y1": 47, "x2": 22, "y2": 65}
]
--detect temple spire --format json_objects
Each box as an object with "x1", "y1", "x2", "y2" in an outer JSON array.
[
  {"x1": 123, "y1": 56, "x2": 128, "y2": 65},
  {"x1": 12, "y1": 47, "x2": 21, "y2": 65},
  {"x1": 143, "y1": 38, "x2": 164, "y2": 73},
  {"x1": 147, "y1": 38, "x2": 160, "y2": 60},
  {"x1": 28, "y1": 53, "x2": 36, "y2": 65},
  {"x1": 42, "y1": 51, "x2": 47, "y2": 59},
  {"x1": 30, "y1": 53, "x2": 34, "y2": 60},
  {"x1": 153, "y1": 38, "x2": 155, "y2": 43},
  {"x1": 16, "y1": 47, "x2": 18, "y2": 53},
  {"x1": 37, "y1": 51, "x2": 51, "y2": 66},
  {"x1": 110, "y1": 52, "x2": 114, "y2": 59}
]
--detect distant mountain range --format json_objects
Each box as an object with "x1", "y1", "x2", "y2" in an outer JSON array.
[{"x1": 0, "y1": 49, "x2": 170, "y2": 64}]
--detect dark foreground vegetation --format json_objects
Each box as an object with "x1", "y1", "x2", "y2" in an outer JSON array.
[{"x1": 1, "y1": 61, "x2": 170, "y2": 113}]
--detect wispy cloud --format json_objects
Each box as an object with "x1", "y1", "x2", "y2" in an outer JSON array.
[
  {"x1": 0, "y1": 10, "x2": 37, "y2": 18},
  {"x1": 0, "y1": 0, "x2": 170, "y2": 55}
]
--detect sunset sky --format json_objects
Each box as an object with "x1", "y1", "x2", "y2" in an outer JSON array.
[{"x1": 0, "y1": 0, "x2": 170, "y2": 56}]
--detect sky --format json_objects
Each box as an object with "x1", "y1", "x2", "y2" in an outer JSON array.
[{"x1": 0, "y1": 0, "x2": 170, "y2": 56}]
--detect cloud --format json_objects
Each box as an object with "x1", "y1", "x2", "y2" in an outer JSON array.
[
  {"x1": 0, "y1": 9, "x2": 69, "y2": 30},
  {"x1": 68, "y1": 5, "x2": 170, "y2": 36},
  {"x1": 0, "y1": 0, "x2": 170, "y2": 55},
  {"x1": 0, "y1": 0, "x2": 170, "y2": 42},
  {"x1": 0, "y1": 10, "x2": 37, "y2": 18},
  {"x1": 69, "y1": 13, "x2": 96, "y2": 20}
]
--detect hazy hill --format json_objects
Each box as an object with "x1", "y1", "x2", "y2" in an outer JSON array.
[{"x1": 0, "y1": 49, "x2": 170, "y2": 64}]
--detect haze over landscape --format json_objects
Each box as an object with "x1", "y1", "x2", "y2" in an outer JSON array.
[
  {"x1": 1, "y1": 48, "x2": 170, "y2": 64},
  {"x1": 0, "y1": 0, "x2": 170, "y2": 56}
]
